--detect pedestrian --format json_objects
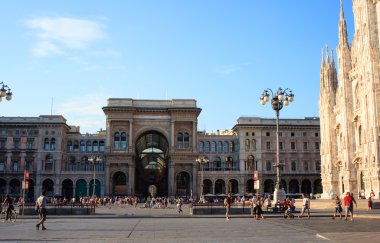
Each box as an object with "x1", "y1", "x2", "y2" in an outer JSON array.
[
  {"x1": 343, "y1": 191, "x2": 357, "y2": 221},
  {"x1": 36, "y1": 190, "x2": 48, "y2": 230},
  {"x1": 299, "y1": 194, "x2": 310, "y2": 219},
  {"x1": 1, "y1": 195, "x2": 14, "y2": 222},
  {"x1": 370, "y1": 189, "x2": 375, "y2": 199},
  {"x1": 332, "y1": 195, "x2": 343, "y2": 220},
  {"x1": 255, "y1": 194, "x2": 264, "y2": 220},
  {"x1": 367, "y1": 196, "x2": 373, "y2": 211},
  {"x1": 177, "y1": 198, "x2": 183, "y2": 213},
  {"x1": 224, "y1": 193, "x2": 232, "y2": 221}
]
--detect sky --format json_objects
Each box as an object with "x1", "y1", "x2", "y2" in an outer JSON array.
[{"x1": 0, "y1": 0, "x2": 355, "y2": 134}]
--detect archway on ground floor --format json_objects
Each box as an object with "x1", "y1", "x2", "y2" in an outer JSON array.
[
  {"x1": 27, "y1": 179, "x2": 35, "y2": 202},
  {"x1": 89, "y1": 179, "x2": 101, "y2": 197},
  {"x1": 135, "y1": 131, "x2": 169, "y2": 196},
  {"x1": 62, "y1": 179, "x2": 74, "y2": 199},
  {"x1": 301, "y1": 179, "x2": 312, "y2": 195},
  {"x1": 42, "y1": 179, "x2": 54, "y2": 197},
  {"x1": 246, "y1": 179, "x2": 254, "y2": 194},
  {"x1": 314, "y1": 179, "x2": 323, "y2": 194},
  {"x1": 289, "y1": 179, "x2": 299, "y2": 194},
  {"x1": 203, "y1": 179, "x2": 212, "y2": 195},
  {"x1": 9, "y1": 179, "x2": 21, "y2": 197},
  {"x1": 176, "y1": 172, "x2": 190, "y2": 197},
  {"x1": 228, "y1": 179, "x2": 239, "y2": 194},
  {"x1": 215, "y1": 179, "x2": 226, "y2": 195},
  {"x1": 0, "y1": 179, "x2": 6, "y2": 198},
  {"x1": 113, "y1": 171, "x2": 127, "y2": 195},
  {"x1": 75, "y1": 179, "x2": 87, "y2": 198},
  {"x1": 264, "y1": 179, "x2": 274, "y2": 194},
  {"x1": 280, "y1": 179, "x2": 287, "y2": 192}
]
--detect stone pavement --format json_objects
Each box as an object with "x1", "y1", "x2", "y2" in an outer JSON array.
[{"x1": 1, "y1": 200, "x2": 379, "y2": 242}]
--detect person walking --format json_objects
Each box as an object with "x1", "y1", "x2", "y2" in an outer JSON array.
[
  {"x1": 332, "y1": 195, "x2": 343, "y2": 220},
  {"x1": 36, "y1": 191, "x2": 48, "y2": 230},
  {"x1": 367, "y1": 196, "x2": 373, "y2": 211},
  {"x1": 1, "y1": 195, "x2": 14, "y2": 221},
  {"x1": 343, "y1": 191, "x2": 357, "y2": 221},
  {"x1": 255, "y1": 194, "x2": 264, "y2": 220},
  {"x1": 224, "y1": 193, "x2": 232, "y2": 221},
  {"x1": 299, "y1": 194, "x2": 310, "y2": 219}
]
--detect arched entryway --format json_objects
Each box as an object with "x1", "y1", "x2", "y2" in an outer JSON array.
[
  {"x1": 113, "y1": 172, "x2": 127, "y2": 195},
  {"x1": 62, "y1": 179, "x2": 74, "y2": 199},
  {"x1": 135, "y1": 131, "x2": 169, "y2": 196},
  {"x1": 9, "y1": 179, "x2": 21, "y2": 197},
  {"x1": 42, "y1": 179, "x2": 54, "y2": 196},
  {"x1": 27, "y1": 179, "x2": 35, "y2": 202},
  {"x1": 75, "y1": 179, "x2": 87, "y2": 198},
  {"x1": 89, "y1": 179, "x2": 101, "y2": 197},
  {"x1": 280, "y1": 179, "x2": 287, "y2": 193},
  {"x1": 215, "y1": 179, "x2": 226, "y2": 195},
  {"x1": 203, "y1": 179, "x2": 212, "y2": 194},
  {"x1": 301, "y1": 179, "x2": 312, "y2": 195},
  {"x1": 314, "y1": 179, "x2": 323, "y2": 194},
  {"x1": 289, "y1": 179, "x2": 299, "y2": 194},
  {"x1": 246, "y1": 179, "x2": 254, "y2": 194},
  {"x1": 176, "y1": 172, "x2": 190, "y2": 197},
  {"x1": 264, "y1": 179, "x2": 274, "y2": 194},
  {"x1": 228, "y1": 179, "x2": 239, "y2": 194}
]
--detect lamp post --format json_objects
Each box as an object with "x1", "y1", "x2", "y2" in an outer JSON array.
[
  {"x1": 88, "y1": 155, "x2": 103, "y2": 198},
  {"x1": 260, "y1": 87, "x2": 294, "y2": 203},
  {"x1": 196, "y1": 156, "x2": 209, "y2": 201},
  {"x1": 0, "y1": 81, "x2": 13, "y2": 102}
]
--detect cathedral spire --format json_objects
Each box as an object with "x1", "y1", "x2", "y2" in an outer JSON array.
[
  {"x1": 325, "y1": 45, "x2": 330, "y2": 65},
  {"x1": 339, "y1": 0, "x2": 349, "y2": 46}
]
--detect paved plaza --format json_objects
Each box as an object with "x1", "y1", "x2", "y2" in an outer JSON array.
[{"x1": 1, "y1": 201, "x2": 380, "y2": 243}]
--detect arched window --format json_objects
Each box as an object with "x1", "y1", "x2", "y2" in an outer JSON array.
[
  {"x1": 73, "y1": 140, "x2": 79, "y2": 152},
  {"x1": 223, "y1": 141, "x2": 229, "y2": 153},
  {"x1": 184, "y1": 132, "x2": 190, "y2": 148},
  {"x1": 67, "y1": 140, "x2": 73, "y2": 152},
  {"x1": 211, "y1": 141, "x2": 216, "y2": 153},
  {"x1": 86, "y1": 141, "x2": 92, "y2": 152},
  {"x1": 93, "y1": 141, "x2": 99, "y2": 152},
  {"x1": 50, "y1": 138, "x2": 56, "y2": 151},
  {"x1": 291, "y1": 161, "x2": 297, "y2": 171},
  {"x1": 245, "y1": 139, "x2": 250, "y2": 151},
  {"x1": 252, "y1": 139, "x2": 256, "y2": 150},
  {"x1": 114, "y1": 132, "x2": 120, "y2": 149},
  {"x1": 303, "y1": 160, "x2": 309, "y2": 171},
  {"x1": 205, "y1": 141, "x2": 210, "y2": 153},
  {"x1": 44, "y1": 138, "x2": 50, "y2": 150},
  {"x1": 315, "y1": 160, "x2": 321, "y2": 171},
  {"x1": 217, "y1": 141, "x2": 223, "y2": 153},
  {"x1": 12, "y1": 161, "x2": 19, "y2": 172},
  {"x1": 266, "y1": 161, "x2": 272, "y2": 171},
  {"x1": 230, "y1": 141, "x2": 235, "y2": 152},
  {"x1": 198, "y1": 141, "x2": 204, "y2": 152},
  {"x1": 213, "y1": 156, "x2": 221, "y2": 170},
  {"x1": 99, "y1": 141, "x2": 105, "y2": 152},
  {"x1": 121, "y1": 132, "x2": 127, "y2": 149},
  {"x1": 80, "y1": 140, "x2": 85, "y2": 152},
  {"x1": 45, "y1": 154, "x2": 54, "y2": 171},
  {"x1": 177, "y1": 132, "x2": 183, "y2": 149}
]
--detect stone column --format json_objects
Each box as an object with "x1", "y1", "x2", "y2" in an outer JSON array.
[
  {"x1": 193, "y1": 121, "x2": 197, "y2": 151},
  {"x1": 168, "y1": 163, "x2": 174, "y2": 196},
  {"x1": 6, "y1": 152, "x2": 12, "y2": 171},
  {"x1": 105, "y1": 164, "x2": 110, "y2": 195},
  {"x1": 192, "y1": 163, "x2": 197, "y2": 197},
  {"x1": 171, "y1": 121, "x2": 175, "y2": 151},
  {"x1": 129, "y1": 120, "x2": 133, "y2": 153},
  {"x1": 129, "y1": 164, "x2": 135, "y2": 195}
]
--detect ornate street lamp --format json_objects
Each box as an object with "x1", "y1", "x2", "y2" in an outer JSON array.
[
  {"x1": 196, "y1": 156, "x2": 209, "y2": 200},
  {"x1": 88, "y1": 155, "x2": 103, "y2": 198},
  {"x1": 260, "y1": 87, "x2": 294, "y2": 203},
  {"x1": 0, "y1": 81, "x2": 13, "y2": 102}
]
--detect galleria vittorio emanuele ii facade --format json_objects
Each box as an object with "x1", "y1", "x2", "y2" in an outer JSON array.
[
  {"x1": 0, "y1": 98, "x2": 321, "y2": 200},
  {"x1": 320, "y1": 0, "x2": 380, "y2": 199}
]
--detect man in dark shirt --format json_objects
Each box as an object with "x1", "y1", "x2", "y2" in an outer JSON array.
[
  {"x1": 2, "y1": 195, "x2": 14, "y2": 221},
  {"x1": 225, "y1": 193, "x2": 232, "y2": 221}
]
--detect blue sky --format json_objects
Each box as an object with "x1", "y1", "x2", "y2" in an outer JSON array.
[{"x1": 0, "y1": 0, "x2": 354, "y2": 133}]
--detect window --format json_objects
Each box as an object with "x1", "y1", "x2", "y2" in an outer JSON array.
[
  {"x1": 316, "y1": 160, "x2": 321, "y2": 171},
  {"x1": 280, "y1": 160, "x2": 285, "y2": 171},
  {"x1": 303, "y1": 142, "x2": 308, "y2": 150},
  {"x1": 45, "y1": 154, "x2": 54, "y2": 171},
  {"x1": 12, "y1": 161, "x2": 18, "y2": 172},
  {"x1": 27, "y1": 138, "x2": 34, "y2": 149},
  {"x1": 291, "y1": 142, "x2": 296, "y2": 150},
  {"x1": 291, "y1": 161, "x2": 297, "y2": 171},
  {"x1": 315, "y1": 132, "x2": 319, "y2": 137},
  {"x1": 114, "y1": 132, "x2": 120, "y2": 149},
  {"x1": 251, "y1": 132, "x2": 255, "y2": 136},
  {"x1": 211, "y1": 141, "x2": 216, "y2": 153},
  {"x1": 73, "y1": 140, "x2": 79, "y2": 152},
  {"x1": 15, "y1": 130, "x2": 20, "y2": 135},
  {"x1": 183, "y1": 133, "x2": 190, "y2": 148},
  {"x1": 177, "y1": 132, "x2": 183, "y2": 149},
  {"x1": 279, "y1": 142, "x2": 283, "y2": 150},
  {"x1": 205, "y1": 141, "x2": 210, "y2": 153},
  {"x1": 266, "y1": 132, "x2": 270, "y2": 136},
  {"x1": 93, "y1": 141, "x2": 99, "y2": 152},
  {"x1": 13, "y1": 138, "x2": 20, "y2": 149},
  {"x1": 0, "y1": 139, "x2": 6, "y2": 149},
  {"x1": 67, "y1": 141, "x2": 73, "y2": 152},
  {"x1": 44, "y1": 138, "x2": 50, "y2": 150},
  {"x1": 266, "y1": 142, "x2": 271, "y2": 151},
  {"x1": 80, "y1": 140, "x2": 86, "y2": 152},
  {"x1": 50, "y1": 138, "x2": 56, "y2": 151},
  {"x1": 86, "y1": 141, "x2": 92, "y2": 152},
  {"x1": 303, "y1": 132, "x2": 307, "y2": 137},
  {"x1": 198, "y1": 141, "x2": 204, "y2": 152},
  {"x1": 315, "y1": 142, "x2": 320, "y2": 151},
  {"x1": 0, "y1": 162, "x2": 4, "y2": 171},
  {"x1": 291, "y1": 132, "x2": 295, "y2": 137},
  {"x1": 99, "y1": 141, "x2": 105, "y2": 152},
  {"x1": 121, "y1": 132, "x2": 127, "y2": 149},
  {"x1": 230, "y1": 141, "x2": 235, "y2": 152},
  {"x1": 217, "y1": 141, "x2": 222, "y2": 153},
  {"x1": 303, "y1": 161, "x2": 309, "y2": 171},
  {"x1": 266, "y1": 161, "x2": 272, "y2": 171},
  {"x1": 245, "y1": 132, "x2": 249, "y2": 136},
  {"x1": 223, "y1": 141, "x2": 229, "y2": 153},
  {"x1": 213, "y1": 156, "x2": 221, "y2": 170},
  {"x1": 251, "y1": 139, "x2": 256, "y2": 150},
  {"x1": 279, "y1": 132, "x2": 282, "y2": 137},
  {"x1": 245, "y1": 139, "x2": 250, "y2": 151}
]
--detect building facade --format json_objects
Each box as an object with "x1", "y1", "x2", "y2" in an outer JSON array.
[
  {"x1": 320, "y1": 0, "x2": 380, "y2": 199},
  {"x1": 0, "y1": 99, "x2": 321, "y2": 200}
]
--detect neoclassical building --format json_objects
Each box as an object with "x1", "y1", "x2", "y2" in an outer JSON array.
[
  {"x1": 0, "y1": 99, "x2": 321, "y2": 200},
  {"x1": 320, "y1": 0, "x2": 380, "y2": 199}
]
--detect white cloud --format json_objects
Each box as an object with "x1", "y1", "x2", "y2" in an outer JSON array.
[{"x1": 26, "y1": 17, "x2": 107, "y2": 56}]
